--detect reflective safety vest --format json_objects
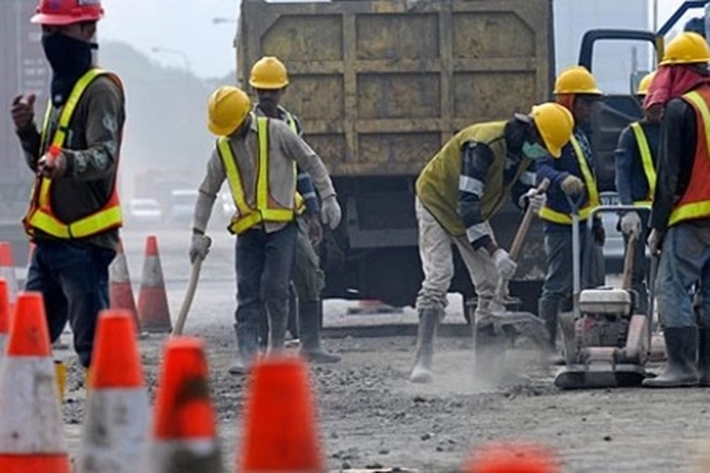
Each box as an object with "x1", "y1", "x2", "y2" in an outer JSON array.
[
  {"x1": 218, "y1": 116, "x2": 304, "y2": 235},
  {"x1": 629, "y1": 122, "x2": 657, "y2": 206},
  {"x1": 539, "y1": 135, "x2": 600, "y2": 224},
  {"x1": 668, "y1": 88, "x2": 710, "y2": 226},
  {"x1": 24, "y1": 68, "x2": 123, "y2": 239}
]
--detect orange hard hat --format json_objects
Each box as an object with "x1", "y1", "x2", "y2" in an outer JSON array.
[{"x1": 31, "y1": 0, "x2": 104, "y2": 26}]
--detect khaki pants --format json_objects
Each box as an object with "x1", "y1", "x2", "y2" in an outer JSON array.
[{"x1": 415, "y1": 197, "x2": 499, "y2": 314}]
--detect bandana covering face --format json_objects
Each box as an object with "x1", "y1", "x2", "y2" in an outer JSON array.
[
  {"x1": 42, "y1": 32, "x2": 95, "y2": 106},
  {"x1": 643, "y1": 65, "x2": 710, "y2": 110}
]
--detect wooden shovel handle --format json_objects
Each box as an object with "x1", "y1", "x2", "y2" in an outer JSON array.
[{"x1": 509, "y1": 178, "x2": 550, "y2": 261}]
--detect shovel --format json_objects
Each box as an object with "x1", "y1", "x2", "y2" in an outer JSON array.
[{"x1": 172, "y1": 237, "x2": 212, "y2": 336}]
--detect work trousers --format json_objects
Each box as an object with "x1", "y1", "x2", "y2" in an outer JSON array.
[
  {"x1": 414, "y1": 198, "x2": 498, "y2": 313},
  {"x1": 25, "y1": 240, "x2": 115, "y2": 368},
  {"x1": 235, "y1": 222, "x2": 297, "y2": 342},
  {"x1": 539, "y1": 225, "x2": 595, "y2": 311},
  {"x1": 293, "y1": 216, "x2": 325, "y2": 304},
  {"x1": 657, "y1": 221, "x2": 710, "y2": 328}
]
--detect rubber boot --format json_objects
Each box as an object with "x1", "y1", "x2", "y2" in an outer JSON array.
[
  {"x1": 228, "y1": 323, "x2": 259, "y2": 375},
  {"x1": 538, "y1": 298, "x2": 564, "y2": 365},
  {"x1": 698, "y1": 328, "x2": 710, "y2": 387},
  {"x1": 266, "y1": 296, "x2": 289, "y2": 355},
  {"x1": 643, "y1": 326, "x2": 699, "y2": 388},
  {"x1": 409, "y1": 308, "x2": 441, "y2": 384},
  {"x1": 299, "y1": 300, "x2": 340, "y2": 363}
]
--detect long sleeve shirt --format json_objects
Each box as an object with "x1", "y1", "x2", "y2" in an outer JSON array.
[
  {"x1": 196, "y1": 117, "x2": 335, "y2": 234},
  {"x1": 651, "y1": 97, "x2": 697, "y2": 231},
  {"x1": 17, "y1": 75, "x2": 125, "y2": 250},
  {"x1": 458, "y1": 140, "x2": 535, "y2": 250},
  {"x1": 614, "y1": 121, "x2": 660, "y2": 205}
]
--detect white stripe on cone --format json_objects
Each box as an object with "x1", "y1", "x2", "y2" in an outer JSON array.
[
  {"x1": 109, "y1": 252, "x2": 132, "y2": 284},
  {"x1": 144, "y1": 439, "x2": 222, "y2": 473},
  {"x1": 0, "y1": 356, "x2": 66, "y2": 452},
  {"x1": 141, "y1": 255, "x2": 166, "y2": 288},
  {"x1": 0, "y1": 334, "x2": 5, "y2": 360},
  {"x1": 0, "y1": 268, "x2": 17, "y2": 303},
  {"x1": 77, "y1": 388, "x2": 150, "y2": 473}
]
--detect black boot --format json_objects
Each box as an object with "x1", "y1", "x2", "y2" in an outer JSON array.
[
  {"x1": 698, "y1": 328, "x2": 710, "y2": 386},
  {"x1": 299, "y1": 300, "x2": 340, "y2": 363},
  {"x1": 409, "y1": 308, "x2": 441, "y2": 383},
  {"x1": 538, "y1": 298, "x2": 564, "y2": 365},
  {"x1": 229, "y1": 323, "x2": 259, "y2": 375},
  {"x1": 643, "y1": 327, "x2": 699, "y2": 388}
]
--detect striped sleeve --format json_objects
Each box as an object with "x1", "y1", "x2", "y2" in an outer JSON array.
[
  {"x1": 297, "y1": 167, "x2": 320, "y2": 215},
  {"x1": 458, "y1": 142, "x2": 494, "y2": 249}
]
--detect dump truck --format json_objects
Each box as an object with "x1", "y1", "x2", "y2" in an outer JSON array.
[{"x1": 237, "y1": 0, "x2": 554, "y2": 314}]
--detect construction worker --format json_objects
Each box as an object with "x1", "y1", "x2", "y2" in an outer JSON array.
[
  {"x1": 190, "y1": 86, "x2": 341, "y2": 374},
  {"x1": 613, "y1": 71, "x2": 661, "y2": 315},
  {"x1": 536, "y1": 66, "x2": 605, "y2": 357},
  {"x1": 642, "y1": 32, "x2": 710, "y2": 388},
  {"x1": 409, "y1": 102, "x2": 575, "y2": 383},
  {"x1": 11, "y1": 0, "x2": 124, "y2": 369},
  {"x1": 249, "y1": 56, "x2": 340, "y2": 363}
]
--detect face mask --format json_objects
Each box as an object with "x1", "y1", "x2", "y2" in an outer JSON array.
[
  {"x1": 522, "y1": 141, "x2": 548, "y2": 160},
  {"x1": 42, "y1": 32, "x2": 95, "y2": 105}
]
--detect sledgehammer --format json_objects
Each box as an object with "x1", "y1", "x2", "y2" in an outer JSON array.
[{"x1": 172, "y1": 237, "x2": 212, "y2": 336}]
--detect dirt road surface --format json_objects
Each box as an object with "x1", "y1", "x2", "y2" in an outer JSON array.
[{"x1": 48, "y1": 225, "x2": 710, "y2": 472}]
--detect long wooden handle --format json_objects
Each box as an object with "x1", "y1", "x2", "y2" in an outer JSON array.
[
  {"x1": 621, "y1": 232, "x2": 638, "y2": 291},
  {"x1": 172, "y1": 258, "x2": 203, "y2": 337},
  {"x1": 509, "y1": 178, "x2": 550, "y2": 260}
]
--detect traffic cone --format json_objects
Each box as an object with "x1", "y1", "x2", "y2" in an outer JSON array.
[
  {"x1": 109, "y1": 239, "x2": 141, "y2": 332},
  {"x1": 137, "y1": 235, "x2": 172, "y2": 333},
  {"x1": 0, "y1": 291, "x2": 70, "y2": 473},
  {"x1": 145, "y1": 336, "x2": 222, "y2": 472},
  {"x1": 463, "y1": 441, "x2": 560, "y2": 473},
  {"x1": 0, "y1": 279, "x2": 9, "y2": 356},
  {"x1": 238, "y1": 355, "x2": 324, "y2": 472},
  {"x1": 76, "y1": 309, "x2": 149, "y2": 473},
  {"x1": 0, "y1": 241, "x2": 18, "y2": 303}
]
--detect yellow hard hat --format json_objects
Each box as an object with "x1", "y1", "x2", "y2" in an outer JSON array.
[
  {"x1": 660, "y1": 32, "x2": 710, "y2": 66},
  {"x1": 529, "y1": 102, "x2": 575, "y2": 159},
  {"x1": 249, "y1": 56, "x2": 289, "y2": 90},
  {"x1": 207, "y1": 86, "x2": 251, "y2": 136},
  {"x1": 554, "y1": 66, "x2": 603, "y2": 95},
  {"x1": 636, "y1": 71, "x2": 657, "y2": 96}
]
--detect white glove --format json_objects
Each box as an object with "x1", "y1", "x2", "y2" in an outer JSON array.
[
  {"x1": 525, "y1": 188, "x2": 546, "y2": 213},
  {"x1": 493, "y1": 248, "x2": 517, "y2": 280},
  {"x1": 189, "y1": 234, "x2": 212, "y2": 264},
  {"x1": 321, "y1": 195, "x2": 342, "y2": 230},
  {"x1": 561, "y1": 175, "x2": 585, "y2": 196},
  {"x1": 620, "y1": 211, "x2": 642, "y2": 236},
  {"x1": 647, "y1": 229, "x2": 664, "y2": 256}
]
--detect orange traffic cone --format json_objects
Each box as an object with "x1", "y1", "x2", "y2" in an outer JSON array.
[
  {"x1": 463, "y1": 441, "x2": 560, "y2": 473},
  {"x1": 109, "y1": 239, "x2": 141, "y2": 331},
  {"x1": 145, "y1": 336, "x2": 222, "y2": 472},
  {"x1": 0, "y1": 241, "x2": 18, "y2": 303},
  {"x1": 0, "y1": 279, "x2": 9, "y2": 355},
  {"x1": 137, "y1": 235, "x2": 172, "y2": 333},
  {"x1": 0, "y1": 292, "x2": 70, "y2": 473},
  {"x1": 77, "y1": 309, "x2": 149, "y2": 473},
  {"x1": 239, "y1": 355, "x2": 323, "y2": 472}
]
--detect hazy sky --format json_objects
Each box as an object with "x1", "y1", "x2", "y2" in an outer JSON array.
[{"x1": 98, "y1": 0, "x2": 692, "y2": 80}]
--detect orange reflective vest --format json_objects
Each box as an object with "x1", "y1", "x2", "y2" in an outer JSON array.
[
  {"x1": 218, "y1": 116, "x2": 304, "y2": 235},
  {"x1": 539, "y1": 135, "x2": 600, "y2": 224},
  {"x1": 24, "y1": 69, "x2": 123, "y2": 239},
  {"x1": 629, "y1": 122, "x2": 657, "y2": 206},
  {"x1": 668, "y1": 88, "x2": 710, "y2": 226}
]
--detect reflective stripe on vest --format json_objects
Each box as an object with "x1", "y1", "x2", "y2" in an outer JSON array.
[
  {"x1": 24, "y1": 69, "x2": 123, "y2": 239},
  {"x1": 669, "y1": 90, "x2": 710, "y2": 226},
  {"x1": 539, "y1": 135, "x2": 600, "y2": 224},
  {"x1": 630, "y1": 122, "x2": 657, "y2": 204},
  {"x1": 218, "y1": 117, "x2": 300, "y2": 235}
]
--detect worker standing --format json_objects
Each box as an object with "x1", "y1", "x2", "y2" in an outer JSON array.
[
  {"x1": 613, "y1": 71, "x2": 661, "y2": 315},
  {"x1": 536, "y1": 66, "x2": 605, "y2": 357},
  {"x1": 249, "y1": 56, "x2": 340, "y2": 363},
  {"x1": 642, "y1": 32, "x2": 710, "y2": 388},
  {"x1": 11, "y1": 0, "x2": 125, "y2": 370},
  {"x1": 409, "y1": 103, "x2": 575, "y2": 383},
  {"x1": 190, "y1": 86, "x2": 341, "y2": 374}
]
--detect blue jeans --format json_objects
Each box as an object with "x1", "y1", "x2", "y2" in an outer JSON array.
[
  {"x1": 657, "y1": 223, "x2": 710, "y2": 328},
  {"x1": 25, "y1": 240, "x2": 115, "y2": 368},
  {"x1": 235, "y1": 223, "x2": 297, "y2": 344},
  {"x1": 540, "y1": 226, "x2": 594, "y2": 311}
]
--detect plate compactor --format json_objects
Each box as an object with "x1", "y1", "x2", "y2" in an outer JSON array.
[{"x1": 554, "y1": 203, "x2": 656, "y2": 390}]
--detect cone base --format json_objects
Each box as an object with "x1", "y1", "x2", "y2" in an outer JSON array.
[{"x1": 0, "y1": 454, "x2": 71, "y2": 473}]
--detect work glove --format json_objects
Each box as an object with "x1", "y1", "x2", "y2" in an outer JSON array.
[
  {"x1": 492, "y1": 248, "x2": 517, "y2": 280},
  {"x1": 560, "y1": 175, "x2": 585, "y2": 196},
  {"x1": 524, "y1": 187, "x2": 546, "y2": 213},
  {"x1": 647, "y1": 229, "x2": 664, "y2": 256},
  {"x1": 37, "y1": 150, "x2": 67, "y2": 179},
  {"x1": 11, "y1": 94, "x2": 35, "y2": 131},
  {"x1": 321, "y1": 195, "x2": 342, "y2": 230},
  {"x1": 189, "y1": 233, "x2": 212, "y2": 264},
  {"x1": 619, "y1": 211, "x2": 642, "y2": 236},
  {"x1": 307, "y1": 213, "x2": 323, "y2": 246}
]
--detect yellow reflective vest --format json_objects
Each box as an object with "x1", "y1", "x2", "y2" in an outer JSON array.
[
  {"x1": 629, "y1": 122, "x2": 657, "y2": 205},
  {"x1": 24, "y1": 69, "x2": 123, "y2": 239}
]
